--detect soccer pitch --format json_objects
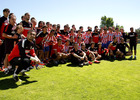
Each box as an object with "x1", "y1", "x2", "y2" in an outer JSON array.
[{"x1": 0, "y1": 45, "x2": 140, "y2": 100}]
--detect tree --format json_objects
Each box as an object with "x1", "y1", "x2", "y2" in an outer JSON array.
[
  {"x1": 100, "y1": 16, "x2": 114, "y2": 28},
  {"x1": 135, "y1": 28, "x2": 140, "y2": 39},
  {"x1": 116, "y1": 24, "x2": 124, "y2": 30}
]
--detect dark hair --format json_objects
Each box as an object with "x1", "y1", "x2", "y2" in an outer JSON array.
[
  {"x1": 113, "y1": 36, "x2": 116, "y2": 39},
  {"x1": 81, "y1": 43, "x2": 85, "y2": 46},
  {"x1": 77, "y1": 36, "x2": 81, "y2": 39},
  {"x1": 9, "y1": 14, "x2": 15, "y2": 19},
  {"x1": 52, "y1": 24, "x2": 56, "y2": 27},
  {"x1": 115, "y1": 27, "x2": 119, "y2": 30},
  {"x1": 57, "y1": 38, "x2": 62, "y2": 41},
  {"x1": 88, "y1": 29, "x2": 92, "y2": 31},
  {"x1": 38, "y1": 21, "x2": 43, "y2": 27},
  {"x1": 94, "y1": 26, "x2": 98, "y2": 29},
  {"x1": 50, "y1": 29, "x2": 55, "y2": 33},
  {"x1": 46, "y1": 22, "x2": 50, "y2": 25},
  {"x1": 3, "y1": 8, "x2": 10, "y2": 13},
  {"x1": 25, "y1": 13, "x2": 29, "y2": 16},
  {"x1": 130, "y1": 27, "x2": 133, "y2": 30},
  {"x1": 21, "y1": 15, "x2": 24, "y2": 19},
  {"x1": 64, "y1": 25, "x2": 67, "y2": 28},
  {"x1": 42, "y1": 25, "x2": 47, "y2": 29},
  {"x1": 79, "y1": 26, "x2": 83, "y2": 29},
  {"x1": 72, "y1": 24, "x2": 75, "y2": 27},
  {"x1": 31, "y1": 17, "x2": 35, "y2": 21}
]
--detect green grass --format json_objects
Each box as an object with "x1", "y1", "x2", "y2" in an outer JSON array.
[{"x1": 0, "y1": 45, "x2": 140, "y2": 100}]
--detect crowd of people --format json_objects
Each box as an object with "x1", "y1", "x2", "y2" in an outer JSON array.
[{"x1": 0, "y1": 8, "x2": 138, "y2": 81}]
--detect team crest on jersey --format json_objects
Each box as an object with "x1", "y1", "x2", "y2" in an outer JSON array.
[{"x1": 11, "y1": 31, "x2": 16, "y2": 34}]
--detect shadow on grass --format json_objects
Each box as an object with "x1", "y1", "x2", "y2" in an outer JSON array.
[
  {"x1": 0, "y1": 71, "x2": 13, "y2": 78},
  {"x1": 67, "y1": 63, "x2": 83, "y2": 67},
  {"x1": 0, "y1": 77, "x2": 37, "y2": 90}
]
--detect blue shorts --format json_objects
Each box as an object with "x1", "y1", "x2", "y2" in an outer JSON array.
[
  {"x1": 107, "y1": 41, "x2": 112, "y2": 47},
  {"x1": 102, "y1": 43, "x2": 108, "y2": 48},
  {"x1": 43, "y1": 46, "x2": 49, "y2": 52}
]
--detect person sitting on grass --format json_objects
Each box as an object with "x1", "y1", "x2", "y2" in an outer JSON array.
[
  {"x1": 108, "y1": 37, "x2": 124, "y2": 59},
  {"x1": 88, "y1": 42, "x2": 101, "y2": 61},
  {"x1": 117, "y1": 37, "x2": 132, "y2": 58},
  {"x1": 81, "y1": 43, "x2": 100, "y2": 63},
  {"x1": 97, "y1": 42, "x2": 109, "y2": 60},
  {"x1": 50, "y1": 38, "x2": 70, "y2": 65},
  {"x1": 8, "y1": 30, "x2": 40, "y2": 82},
  {"x1": 70, "y1": 43, "x2": 90, "y2": 67}
]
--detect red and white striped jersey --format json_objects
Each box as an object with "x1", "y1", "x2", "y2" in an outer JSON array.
[
  {"x1": 83, "y1": 32, "x2": 92, "y2": 44},
  {"x1": 100, "y1": 32, "x2": 108, "y2": 44},
  {"x1": 68, "y1": 33, "x2": 77, "y2": 42},
  {"x1": 108, "y1": 32, "x2": 114, "y2": 42},
  {"x1": 47, "y1": 27, "x2": 52, "y2": 33},
  {"x1": 114, "y1": 32, "x2": 122, "y2": 43},
  {"x1": 42, "y1": 34, "x2": 57, "y2": 47}
]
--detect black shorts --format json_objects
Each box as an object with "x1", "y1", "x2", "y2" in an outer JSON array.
[
  {"x1": 130, "y1": 43, "x2": 137, "y2": 51},
  {"x1": 110, "y1": 50, "x2": 117, "y2": 55},
  {"x1": 113, "y1": 50, "x2": 117, "y2": 55},
  {"x1": 85, "y1": 44, "x2": 91, "y2": 49},
  {"x1": 5, "y1": 40, "x2": 14, "y2": 54},
  {"x1": 71, "y1": 55, "x2": 84, "y2": 65}
]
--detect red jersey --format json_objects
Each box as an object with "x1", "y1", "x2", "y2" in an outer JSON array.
[
  {"x1": 0, "y1": 16, "x2": 9, "y2": 39},
  {"x1": 51, "y1": 43, "x2": 64, "y2": 55},
  {"x1": 98, "y1": 47, "x2": 109, "y2": 55},
  {"x1": 36, "y1": 32, "x2": 48, "y2": 45},
  {"x1": 110, "y1": 42, "x2": 117, "y2": 51},
  {"x1": 21, "y1": 21, "x2": 32, "y2": 37},
  {"x1": 92, "y1": 32, "x2": 100, "y2": 43},
  {"x1": 8, "y1": 39, "x2": 35, "y2": 62}
]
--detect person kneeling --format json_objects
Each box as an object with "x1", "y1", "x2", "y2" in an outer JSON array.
[{"x1": 8, "y1": 30, "x2": 40, "y2": 82}]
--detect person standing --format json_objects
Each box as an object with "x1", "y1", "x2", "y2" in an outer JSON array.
[
  {"x1": 128, "y1": 27, "x2": 138, "y2": 59},
  {"x1": 0, "y1": 8, "x2": 10, "y2": 69},
  {"x1": 2, "y1": 15, "x2": 18, "y2": 74},
  {"x1": 20, "y1": 13, "x2": 32, "y2": 37}
]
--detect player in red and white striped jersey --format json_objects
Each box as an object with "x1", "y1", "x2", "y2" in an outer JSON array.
[
  {"x1": 46, "y1": 22, "x2": 51, "y2": 33},
  {"x1": 83, "y1": 29, "x2": 92, "y2": 48},
  {"x1": 107, "y1": 27, "x2": 114, "y2": 47},
  {"x1": 100, "y1": 29, "x2": 108, "y2": 48},
  {"x1": 68, "y1": 29, "x2": 77, "y2": 42},
  {"x1": 42, "y1": 30, "x2": 57, "y2": 61},
  {"x1": 114, "y1": 28, "x2": 122, "y2": 43}
]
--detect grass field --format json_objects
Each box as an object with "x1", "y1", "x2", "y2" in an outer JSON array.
[{"x1": 0, "y1": 45, "x2": 140, "y2": 100}]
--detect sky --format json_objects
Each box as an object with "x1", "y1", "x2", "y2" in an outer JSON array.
[{"x1": 0, "y1": 0, "x2": 140, "y2": 32}]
